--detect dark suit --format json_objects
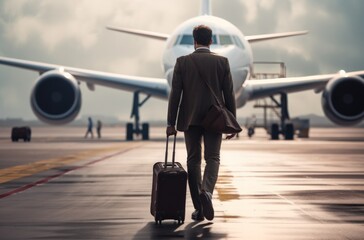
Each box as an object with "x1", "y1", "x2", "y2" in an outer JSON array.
[
  {"x1": 168, "y1": 48, "x2": 236, "y2": 130},
  {"x1": 167, "y1": 48, "x2": 236, "y2": 211}
]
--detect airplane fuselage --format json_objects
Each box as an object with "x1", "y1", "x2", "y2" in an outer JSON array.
[{"x1": 162, "y1": 15, "x2": 253, "y2": 107}]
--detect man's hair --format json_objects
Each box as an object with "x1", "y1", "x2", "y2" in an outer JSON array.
[{"x1": 193, "y1": 25, "x2": 212, "y2": 46}]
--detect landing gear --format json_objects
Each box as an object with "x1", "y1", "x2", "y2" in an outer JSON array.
[
  {"x1": 268, "y1": 93, "x2": 295, "y2": 140},
  {"x1": 270, "y1": 122, "x2": 294, "y2": 140},
  {"x1": 256, "y1": 93, "x2": 295, "y2": 140},
  {"x1": 252, "y1": 62, "x2": 300, "y2": 140},
  {"x1": 284, "y1": 123, "x2": 294, "y2": 140},
  {"x1": 126, "y1": 91, "x2": 151, "y2": 141},
  {"x1": 126, "y1": 123, "x2": 134, "y2": 141},
  {"x1": 270, "y1": 123, "x2": 279, "y2": 140},
  {"x1": 142, "y1": 123, "x2": 149, "y2": 140}
]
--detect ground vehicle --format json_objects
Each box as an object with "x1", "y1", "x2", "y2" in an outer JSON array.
[{"x1": 11, "y1": 126, "x2": 31, "y2": 142}]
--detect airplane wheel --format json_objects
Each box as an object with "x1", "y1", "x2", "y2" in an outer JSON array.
[
  {"x1": 142, "y1": 123, "x2": 149, "y2": 140},
  {"x1": 271, "y1": 123, "x2": 279, "y2": 140},
  {"x1": 284, "y1": 123, "x2": 294, "y2": 140},
  {"x1": 126, "y1": 123, "x2": 134, "y2": 141}
]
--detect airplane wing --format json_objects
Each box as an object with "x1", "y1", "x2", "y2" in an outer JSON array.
[
  {"x1": 0, "y1": 56, "x2": 169, "y2": 99},
  {"x1": 245, "y1": 70, "x2": 364, "y2": 100},
  {"x1": 106, "y1": 27, "x2": 308, "y2": 44},
  {"x1": 106, "y1": 26, "x2": 169, "y2": 41},
  {"x1": 246, "y1": 30, "x2": 308, "y2": 43}
]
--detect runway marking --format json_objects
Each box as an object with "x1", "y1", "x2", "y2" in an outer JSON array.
[
  {"x1": 215, "y1": 167, "x2": 240, "y2": 202},
  {"x1": 0, "y1": 143, "x2": 142, "y2": 199},
  {"x1": 271, "y1": 191, "x2": 324, "y2": 223},
  {"x1": 0, "y1": 143, "x2": 141, "y2": 184}
]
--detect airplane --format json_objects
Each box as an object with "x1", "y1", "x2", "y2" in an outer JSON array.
[{"x1": 0, "y1": 0, "x2": 363, "y2": 140}]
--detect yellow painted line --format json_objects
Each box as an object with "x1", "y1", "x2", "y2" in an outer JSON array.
[
  {"x1": 0, "y1": 142, "x2": 142, "y2": 184},
  {"x1": 215, "y1": 166, "x2": 240, "y2": 202}
]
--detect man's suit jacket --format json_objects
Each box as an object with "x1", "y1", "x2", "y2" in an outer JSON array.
[{"x1": 167, "y1": 48, "x2": 236, "y2": 131}]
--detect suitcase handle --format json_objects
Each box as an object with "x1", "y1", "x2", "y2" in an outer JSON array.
[{"x1": 164, "y1": 134, "x2": 177, "y2": 168}]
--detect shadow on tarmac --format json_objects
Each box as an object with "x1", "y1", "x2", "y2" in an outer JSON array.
[{"x1": 133, "y1": 221, "x2": 227, "y2": 239}]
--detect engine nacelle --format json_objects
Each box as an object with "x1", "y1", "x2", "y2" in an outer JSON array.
[
  {"x1": 31, "y1": 70, "x2": 81, "y2": 124},
  {"x1": 322, "y1": 75, "x2": 364, "y2": 126}
]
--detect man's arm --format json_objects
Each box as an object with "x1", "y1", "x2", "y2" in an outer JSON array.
[
  {"x1": 167, "y1": 58, "x2": 183, "y2": 129},
  {"x1": 222, "y1": 58, "x2": 236, "y2": 117},
  {"x1": 222, "y1": 58, "x2": 239, "y2": 139}
]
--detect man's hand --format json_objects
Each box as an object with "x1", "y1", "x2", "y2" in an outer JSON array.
[
  {"x1": 166, "y1": 126, "x2": 177, "y2": 136},
  {"x1": 225, "y1": 133, "x2": 236, "y2": 140}
]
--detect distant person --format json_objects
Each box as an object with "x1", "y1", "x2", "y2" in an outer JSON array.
[
  {"x1": 96, "y1": 120, "x2": 102, "y2": 139},
  {"x1": 84, "y1": 117, "x2": 94, "y2": 138},
  {"x1": 166, "y1": 25, "x2": 237, "y2": 221}
]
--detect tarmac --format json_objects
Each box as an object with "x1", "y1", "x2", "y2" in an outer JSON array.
[{"x1": 0, "y1": 126, "x2": 364, "y2": 239}]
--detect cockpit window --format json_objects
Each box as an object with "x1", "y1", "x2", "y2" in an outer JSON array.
[
  {"x1": 174, "y1": 34, "x2": 244, "y2": 49},
  {"x1": 180, "y1": 35, "x2": 194, "y2": 45},
  {"x1": 177, "y1": 34, "x2": 218, "y2": 45},
  {"x1": 219, "y1": 35, "x2": 233, "y2": 45},
  {"x1": 232, "y1": 36, "x2": 245, "y2": 49},
  {"x1": 212, "y1": 35, "x2": 217, "y2": 44}
]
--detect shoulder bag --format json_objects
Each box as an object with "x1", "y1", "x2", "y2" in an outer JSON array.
[{"x1": 189, "y1": 55, "x2": 242, "y2": 134}]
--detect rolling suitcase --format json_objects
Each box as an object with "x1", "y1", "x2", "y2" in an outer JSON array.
[{"x1": 150, "y1": 134, "x2": 187, "y2": 225}]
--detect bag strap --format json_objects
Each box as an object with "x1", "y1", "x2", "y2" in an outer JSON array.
[{"x1": 189, "y1": 55, "x2": 223, "y2": 107}]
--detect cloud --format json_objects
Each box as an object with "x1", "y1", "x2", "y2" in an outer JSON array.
[
  {"x1": 1, "y1": 0, "x2": 196, "y2": 52},
  {"x1": 1, "y1": 0, "x2": 364, "y2": 122},
  {"x1": 2, "y1": 1, "x2": 114, "y2": 51}
]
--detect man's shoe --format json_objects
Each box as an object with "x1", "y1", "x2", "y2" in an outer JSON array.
[
  {"x1": 200, "y1": 191, "x2": 214, "y2": 220},
  {"x1": 191, "y1": 210, "x2": 204, "y2": 221}
]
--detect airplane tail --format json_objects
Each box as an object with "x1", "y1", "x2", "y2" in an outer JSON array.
[{"x1": 201, "y1": 0, "x2": 211, "y2": 15}]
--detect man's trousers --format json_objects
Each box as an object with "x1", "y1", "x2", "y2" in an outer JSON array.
[{"x1": 184, "y1": 126, "x2": 222, "y2": 211}]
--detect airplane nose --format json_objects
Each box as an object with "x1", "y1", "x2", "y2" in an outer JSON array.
[
  {"x1": 212, "y1": 45, "x2": 247, "y2": 69},
  {"x1": 212, "y1": 45, "x2": 236, "y2": 55}
]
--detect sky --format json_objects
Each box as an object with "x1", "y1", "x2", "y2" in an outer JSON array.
[{"x1": 1, "y1": 0, "x2": 364, "y2": 123}]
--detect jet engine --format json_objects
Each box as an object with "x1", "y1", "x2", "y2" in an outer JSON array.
[
  {"x1": 322, "y1": 75, "x2": 364, "y2": 126},
  {"x1": 31, "y1": 70, "x2": 81, "y2": 124}
]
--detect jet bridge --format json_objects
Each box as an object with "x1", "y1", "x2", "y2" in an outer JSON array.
[{"x1": 251, "y1": 62, "x2": 310, "y2": 140}]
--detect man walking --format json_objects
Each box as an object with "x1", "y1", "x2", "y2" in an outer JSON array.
[
  {"x1": 96, "y1": 120, "x2": 102, "y2": 139},
  {"x1": 166, "y1": 25, "x2": 237, "y2": 221},
  {"x1": 84, "y1": 117, "x2": 94, "y2": 138}
]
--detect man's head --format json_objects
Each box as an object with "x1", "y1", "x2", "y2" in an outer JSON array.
[{"x1": 193, "y1": 25, "x2": 212, "y2": 48}]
